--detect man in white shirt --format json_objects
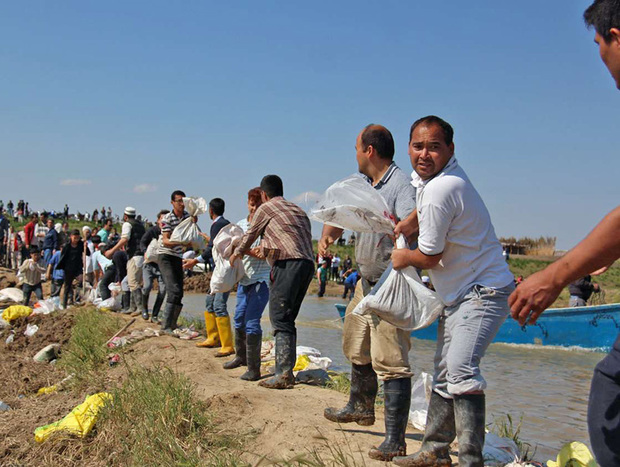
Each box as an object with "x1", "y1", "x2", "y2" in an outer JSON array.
[{"x1": 391, "y1": 116, "x2": 514, "y2": 467}]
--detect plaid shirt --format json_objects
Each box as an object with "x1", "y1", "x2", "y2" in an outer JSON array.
[
  {"x1": 235, "y1": 197, "x2": 313, "y2": 263},
  {"x1": 158, "y1": 210, "x2": 190, "y2": 257}
]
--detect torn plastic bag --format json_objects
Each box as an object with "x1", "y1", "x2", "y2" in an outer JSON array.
[
  {"x1": 309, "y1": 175, "x2": 395, "y2": 234},
  {"x1": 97, "y1": 295, "x2": 121, "y2": 312},
  {"x1": 0, "y1": 287, "x2": 24, "y2": 303},
  {"x1": 170, "y1": 197, "x2": 208, "y2": 251},
  {"x1": 210, "y1": 224, "x2": 245, "y2": 293},
  {"x1": 408, "y1": 372, "x2": 432, "y2": 430},
  {"x1": 2, "y1": 305, "x2": 33, "y2": 323},
  {"x1": 483, "y1": 432, "x2": 520, "y2": 466},
  {"x1": 353, "y1": 235, "x2": 444, "y2": 331}
]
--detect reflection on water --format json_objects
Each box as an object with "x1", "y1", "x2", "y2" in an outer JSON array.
[{"x1": 179, "y1": 293, "x2": 604, "y2": 461}]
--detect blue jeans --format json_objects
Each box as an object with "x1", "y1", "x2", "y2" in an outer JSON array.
[
  {"x1": 234, "y1": 281, "x2": 269, "y2": 335},
  {"x1": 206, "y1": 291, "x2": 230, "y2": 317},
  {"x1": 433, "y1": 283, "x2": 514, "y2": 398},
  {"x1": 43, "y1": 248, "x2": 53, "y2": 265}
]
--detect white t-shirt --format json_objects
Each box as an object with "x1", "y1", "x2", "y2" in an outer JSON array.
[
  {"x1": 413, "y1": 157, "x2": 513, "y2": 306},
  {"x1": 121, "y1": 222, "x2": 132, "y2": 240}
]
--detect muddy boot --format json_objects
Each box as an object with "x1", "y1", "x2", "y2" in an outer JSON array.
[
  {"x1": 324, "y1": 363, "x2": 377, "y2": 426},
  {"x1": 141, "y1": 293, "x2": 150, "y2": 320},
  {"x1": 223, "y1": 328, "x2": 247, "y2": 369},
  {"x1": 196, "y1": 312, "x2": 220, "y2": 348},
  {"x1": 120, "y1": 291, "x2": 131, "y2": 314},
  {"x1": 241, "y1": 333, "x2": 262, "y2": 381},
  {"x1": 368, "y1": 377, "x2": 411, "y2": 461},
  {"x1": 258, "y1": 332, "x2": 296, "y2": 389},
  {"x1": 171, "y1": 304, "x2": 183, "y2": 330},
  {"x1": 453, "y1": 394, "x2": 485, "y2": 467},
  {"x1": 160, "y1": 302, "x2": 176, "y2": 334},
  {"x1": 130, "y1": 290, "x2": 143, "y2": 317},
  {"x1": 393, "y1": 391, "x2": 456, "y2": 467},
  {"x1": 152, "y1": 293, "x2": 164, "y2": 323},
  {"x1": 127, "y1": 289, "x2": 138, "y2": 315}
]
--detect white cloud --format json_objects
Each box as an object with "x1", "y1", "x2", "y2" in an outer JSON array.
[
  {"x1": 292, "y1": 191, "x2": 322, "y2": 205},
  {"x1": 60, "y1": 179, "x2": 92, "y2": 186},
  {"x1": 133, "y1": 183, "x2": 158, "y2": 194}
]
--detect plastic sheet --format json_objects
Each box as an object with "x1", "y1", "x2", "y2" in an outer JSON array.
[
  {"x1": 2, "y1": 305, "x2": 33, "y2": 323},
  {"x1": 408, "y1": 372, "x2": 432, "y2": 430}
]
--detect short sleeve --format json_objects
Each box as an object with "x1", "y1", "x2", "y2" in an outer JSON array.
[
  {"x1": 417, "y1": 202, "x2": 453, "y2": 256},
  {"x1": 121, "y1": 222, "x2": 132, "y2": 240}
]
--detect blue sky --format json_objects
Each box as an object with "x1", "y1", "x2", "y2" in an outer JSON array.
[{"x1": 0, "y1": 1, "x2": 616, "y2": 249}]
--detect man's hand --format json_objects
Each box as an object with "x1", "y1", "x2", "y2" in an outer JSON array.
[
  {"x1": 318, "y1": 235, "x2": 335, "y2": 257},
  {"x1": 508, "y1": 270, "x2": 563, "y2": 326},
  {"x1": 198, "y1": 232, "x2": 210, "y2": 242},
  {"x1": 183, "y1": 258, "x2": 199, "y2": 270},
  {"x1": 229, "y1": 253, "x2": 241, "y2": 267},
  {"x1": 391, "y1": 249, "x2": 412, "y2": 270},
  {"x1": 249, "y1": 247, "x2": 264, "y2": 259},
  {"x1": 394, "y1": 209, "x2": 419, "y2": 243}
]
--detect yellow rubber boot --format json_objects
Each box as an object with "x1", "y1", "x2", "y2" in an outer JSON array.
[
  {"x1": 215, "y1": 315, "x2": 235, "y2": 357},
  {"x1": 196, "y1": 312, "x2": 220, "y2": 348}
]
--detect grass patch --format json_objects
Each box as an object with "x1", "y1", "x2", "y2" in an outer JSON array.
[
  {"x1": 490, "y1": 413, "x2": 536, "y2": 462},
  {"x1": 95, "y1": 366, "x2": 242, "y2": 466},
  {"x1": 325, "y1": 372, "x2": 351, "y2": 395},
  {"x1": 178, "y1": 314, "x2": 206, "y2": 333},
  {"x1": 58, "y1": 308, "x2": 123, "y2": 389}
]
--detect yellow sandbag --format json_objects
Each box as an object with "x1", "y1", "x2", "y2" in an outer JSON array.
[
  {"x1": 34, "y1": 392, "x2": 111, "y2": 443},
  {"x1": 294, "y1": 354, "x2": 311, "y2": 371},
  {"x1": 37, "y1": 385, "x2": 58, "y2": 395},
  {"x1": 2, "y1": 305, "x2": 33, "y2": 323},
  {"x1": 547, "y1": 441, "x2": 597, "y2": 467}
]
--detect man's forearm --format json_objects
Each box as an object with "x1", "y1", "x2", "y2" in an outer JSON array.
[{"x1": 321, "y1": 224, "x2": 344, "y2": 241}]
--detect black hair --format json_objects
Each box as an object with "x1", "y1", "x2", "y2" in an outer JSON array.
[
  {"x1": 209, "y1": 198, "x2": 225, "y2": 216},
  {"x1": 260, "y1": 175, "x2": 284, "y2": 198},
  {"x1": 360, "y1": 124, "x2": 395, "y2": 160},
  {"x1": 157, "y1": 209, "x2": 170, "y2": 219},
  {"x1": 70, "y1": 229, "x2": 81, "y2": 236},
  {"x1": 29, "y1": 245, "x2": 40, "y2": 254},
  {"x1": 91, "y1": 235, "x2": 102, "y2": 245},
  {"x1": 171, "y1": 190, "x2": 186, "y2": 201},
  {"x1": 409, "y1": 115, "x2": 454, "y2": 146},
  {"x1": 584, "y1": 0, "x2": 620, "y2": 42}
]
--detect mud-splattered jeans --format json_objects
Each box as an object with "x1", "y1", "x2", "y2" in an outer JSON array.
[{"x1": 433, "y1": 283, "x2": 514, "y2": 398}]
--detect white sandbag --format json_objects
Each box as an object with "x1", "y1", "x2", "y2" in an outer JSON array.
[
  {"x1": 97, "y1": 295, "x2": 121, "y2": 311},
  {"x1": 210, "y1": 224, "x2": 245, "y2": 293},
  {"x1": 0, "y1": 287, "x2": 24, "y2": 303},
  {"x1": 353, "y1": 235, "x2": 444, "y2": 331},
  {"x1": 32, "y1": 297, "x2": 61, "y2": 315},
  {"x1": 169, "y1": 197, "x2": 208, "y2": 251},
  {"x1": 309, "y1": 175, "x2": 395, "y2": 234},
  {"x1": 483, "y1": 432, "x2": 520, "y2": 466},
  {"x1": 408, "y1": 372, "x2": 432, "y2": 430},
  {"x1": 144, "y1": 237, "x2": 160, "y2": 263}
]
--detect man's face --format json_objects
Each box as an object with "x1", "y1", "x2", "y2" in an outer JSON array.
[
  {"x1": 47, "y1": 219, "x2": 53, "y2": 229},
  {"x1": 105, "y1": 220, "x2": 113, "y2": 231},
  {"x1": 70, "y1": 234, "x2": 80, "y2": 245},
  {"x1": 31, "y1": 252, "x2": 41, "y2": 262},
  {"x1": 409, "y1": 124, "x2": 454, "y2": 180},
  {"x1": 355, "y1": 131, "x2": 371, "y2": 176},
  {"x1": 171, "y1": 196, "x2": 184, "y2": 212},
  {"x1": 595, "y1": 30, "x2": 620, "y2": 89}
]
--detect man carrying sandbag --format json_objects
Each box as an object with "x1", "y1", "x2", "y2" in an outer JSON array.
[
  {"x1": 319, "y1": 124, "x2": 417, "y2": 461},
  {"x1": 391, "y1": 116, "x2": 514, "y2": 467},
  {"x1": 230, "y1": 174, "x2": 314, "y2": 390}
]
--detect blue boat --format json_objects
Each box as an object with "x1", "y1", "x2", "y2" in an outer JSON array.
[{"x1": 335, "y1": 303, "x2": 620, "y2": 351}]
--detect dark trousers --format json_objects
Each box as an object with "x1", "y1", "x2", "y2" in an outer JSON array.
[
  {"x1": 99, "y1": 265, "x2": 117, "y2": 301},
  {"x1": 159, "y1": 254, "x2": 184, "y2": 306},
  {"x1": 318, "y1": 280, "x2": 326, "y2": 297},
  {"x1": 23, "y1": 283, "x2": 43, "y2": 305},
  {"x1": 50, "y1": 279, "x2": 63, "y2": 297},
  {"x1": 62, "y1": 271, "x2": 80, "y2": 308},
  {"x1": 588, "y1": 333, "x2": 620, "y2": 466},
  {"x1": 269, "y1": 259, "x2": 314, "y2": 335}
]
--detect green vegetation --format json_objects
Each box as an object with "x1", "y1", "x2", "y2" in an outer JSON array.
[
  {"x1": 178, "y1": 314, "x2": 206, "y2": 333},
  {"x1": 325, "y1": 372, "x2": 351, "y2": 395},
  {"x1": 58, "y1": 308, "x2": 123, "y2": 389},
  {"x1": 490, "y1": 413, "x2": 536, "y2": 462}
]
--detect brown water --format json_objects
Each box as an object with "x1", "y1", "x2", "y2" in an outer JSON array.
[{"x1": 180, "y1": 293, "x2": 605, "y2": 461}]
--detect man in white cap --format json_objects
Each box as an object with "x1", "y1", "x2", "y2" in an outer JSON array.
[
  {"x1": 82, "y1": 225, "x2": 95, "y2": 286},
  {"x1": 105, "y1": 206, "x2": 146, "y2": 314}
]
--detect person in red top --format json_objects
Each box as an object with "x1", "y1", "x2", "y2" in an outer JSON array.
[{"x1": 23, "y1": 214, "x2": 38, "y2": 249}]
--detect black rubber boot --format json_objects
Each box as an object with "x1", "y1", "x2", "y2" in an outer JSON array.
[
  {"x1": 324, "y1": 363, "x2": 377, "y2": 426},
  {"x1": 240, "y1": 333, "x2": 262, "y2": 381},
  {"x1": 130, "y1": 290, "x2": 142, "y2": 316},
  {"x1": 120, "y1": 291, "x2": 131, "y2": 314},
  {"x1": 368, "y1": 377, "x2": 411, "y2": 461},
  {"x1": 258, "y1": 331, "x2": 296, "y2": 389},
  {"x1": 223, "y1": 329, "x2": 247, "y2": 369},
  {"x1": 141, "y1": 293, "x2": 150, "y2": 320},
  {"x1": 170, "y1": 304, "x2": 183, "y2": 330},
  {"x1": 393, "y1": 391, "x2": 456, "y2": 467},
  {"x1": 152, "y1": 293, "x2": 164, "y2": 322},
  {"x1": 160, "y1": 302, "x2": 176, "y2": 334},
  {"x1": 454, "y1": 394, "x2": 485, "y2": 467}
]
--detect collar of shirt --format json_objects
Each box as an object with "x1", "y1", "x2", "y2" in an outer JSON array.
[
  {"x1": 212, "y1": 216, "x2": 222, "y2": 224},
  {"x1": 410, "y1": 156, "x2": 458, "y2": 190},
  {"x1": 362, "y1": 162, "x2": 398, "y2": 189}
]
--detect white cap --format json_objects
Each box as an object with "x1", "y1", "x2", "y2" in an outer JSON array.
[
  {"x1": 82, "y1": 225, "x2": 91, "y2": 232},
  {"x1": 124, "y1": 206, "x2": 136, "y2": 216}
]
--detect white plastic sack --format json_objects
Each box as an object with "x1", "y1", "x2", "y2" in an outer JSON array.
[
  {"x1": 97, "y1": 295, "x2": 121, "y2": 311},
  {"x1": 296, "y1": 346, "x2": 322, "y2": 357},
  {"x1": 24, "y1": 324, "x2": 39, "y2": 337},
  {"x1": 309, "y1": 175, "x2": 395, "y2": 234},
  {"x1": 170, "y1": 197, "x2": 208, "y2": 251},
  {"x1": 408, "y1": 372, "x2": 432, "y2": 430},
  {"x1": 0, "y1": 287, "x2": 24, "y2": 303},
  {"x1": 353, "y1": 235, "x2": 444, "y2": 330},
  {"x1": 483, "y1": 432, "x2": 520, "y2": 466},
  {"x1": 210, "y1": 224, "x2": 245, "y2": 293},
  {"x1": 145, "y1": 237, "x2": 160, "y2": 263},
  {"x1": 32, "y1": 297, "x2": 61, "y2": 315}
]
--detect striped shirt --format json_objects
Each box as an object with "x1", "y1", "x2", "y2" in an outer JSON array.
[
  {"x1": 235, "y1": 197, "x2": 313, "y2": 263},
  {"x1": 237, "y1": 217, "x2": 271, "y2": 286},
  {"x1": 158, "y1": 210, "x2": 190, "y2": 257}
]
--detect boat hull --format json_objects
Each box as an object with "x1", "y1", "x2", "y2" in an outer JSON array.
[{"x1": 335, "y1": 303, "x2": 620, "y2": 351}]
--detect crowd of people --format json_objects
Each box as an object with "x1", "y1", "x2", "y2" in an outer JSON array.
[{"x1": 0, "y1": 1, "x2": 619, "y2": 465}]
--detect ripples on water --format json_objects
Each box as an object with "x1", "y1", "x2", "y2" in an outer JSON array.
[{"x1": 180, "y1": 293, "x2": 604, "y2": 461}]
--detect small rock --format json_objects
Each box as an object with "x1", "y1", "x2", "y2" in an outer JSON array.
[
  {"x1": 0, "y1": 401, "x2": 11, "y2": 411},
  {"x1": 33, "y1": 344, "x2": 61, "y2": 363}
]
